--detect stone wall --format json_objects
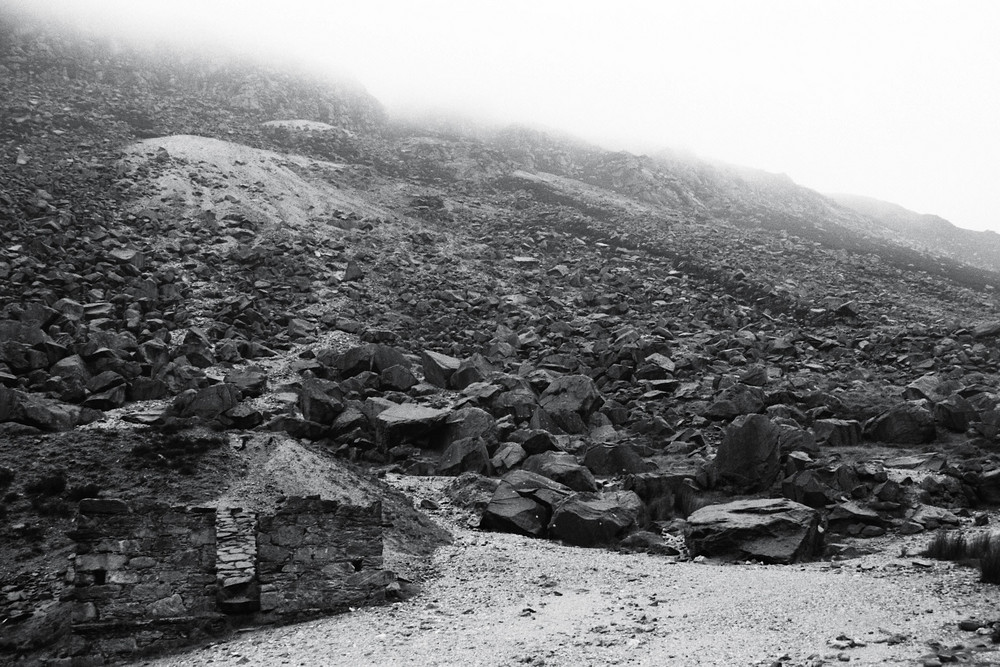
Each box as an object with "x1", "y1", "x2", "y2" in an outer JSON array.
[
  {"x1": 70, "y1": 498, "x2": 224, "y2": 662},
  {"x1": 257, "y1": 496, "x2": 390, "y2": 622},
  {"x1": 67, "y1": 495, "x2": 390, "y2": 664}
]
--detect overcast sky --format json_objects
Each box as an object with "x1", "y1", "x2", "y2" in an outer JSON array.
[{"x1": 11, "y1": 0, "x2": 1000, "y2": 231}]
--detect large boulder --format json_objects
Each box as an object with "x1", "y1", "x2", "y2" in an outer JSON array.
[
  {"x1": 523, "y1": 451, "x2": 598, "y2": 492},
  {"x1": 171, "y1": 383, "x2": 241, "y2": 419},
  {"x1": 684, "y1": 498, "x2": 825, "y2": 564},
  {"x1": 480, "y1": 482, "x2": 548, "y2": 536},
  {"x1": 297, "y1": 378, "x2": 344, "y2": 424},
  {"x1": 712, "y1": 414, "x2": 780, "y2": 493},
  {"x1": 437, "y1": 437, "x2": 492, "y2": 476},
  {"x1": 548, "y1": 491, "x2": 644, "y2": 547},
  {"x1": 421, "y1": 350, "x2": 461, "y2": 388},
  {"x1": 623, "y1": 471, "x2": 700, "y2": 520},
  {"x1": 538, "y1": 374, "x2": 603, "y2": 434},
  {"x1": 479, "y1": 473, "x2": 567, "y2": 538},
  {"x1": 374, "y1": 403, "x2": 449, "y2": 451},
  {"x1": 935, "y1": 395, "x2": 979, "y2": 432},
  {"x1": 865, "y1": 402, "x2": 936, "y2": 444}
]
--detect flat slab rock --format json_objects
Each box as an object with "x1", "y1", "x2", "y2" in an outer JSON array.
[{"x1": 684, "y1": 497, "x2": 825, "y2": 564}]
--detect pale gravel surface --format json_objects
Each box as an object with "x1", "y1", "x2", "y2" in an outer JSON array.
[{"x1": 141, "y1": 480, "x2": 1000, "y2": 667}]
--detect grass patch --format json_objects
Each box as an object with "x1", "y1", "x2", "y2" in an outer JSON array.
[{"x1": 924, "y1": 529, "x2": 1000, "y2": 584}]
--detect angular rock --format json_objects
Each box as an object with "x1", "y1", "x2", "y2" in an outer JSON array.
[
  {"x1": 491, "y1": 442, "x2": 527, "y2": 473},
  {"x1": 479, "y1": 482, "x2": 549, "y2": 537},
  {"x1": 421, "y1": 350, "x2": 461, "y2": 388},
  {"x1": 704, "y1": 383, "x2": 766, "y2": 420},
  {"x1": 374, "y1": 403, "x2": 448, "y2": 451},
  {"x1": 713, "y1": 414, "x2": 780, "y2": 493},
  {"x1": 685, "y1": 498, "x2": 825, "y2": 564},
  {"x1": 172, "y1": 383, "x2": 241, "y2": 419},
  {"x1": 437, "y1": 437, "x2": 492, "y2": 476},
  {"x1": 298, "y1": 378, "x2": 344, "y2": 424},
  {"x1": 538, "y1": 374, "x2": 603, "y2": 434},
  {"x1": 583, "y1": 443, "x2": 653, "y2": 476},
  {"x1": 865, "y1": 402, "x2": 936, "y2": 444},
  {"x1": 934, "y1": 395, "x2": 979, "y2": 432},
  {"x1": 519, "y1": 429, "x2": 561, "y2": 456},
  {"x1": 781, "y1": 470, "x2": 836, "y2": 508},
  {"x1": 380, "y1": 364, "x2": 417, "y2": 391},
  {"x1": 523, "y1": 451, "x2": 598, "y2": 492},
  {"x1": 451, "y1": 354, "x2": 497, "y2": 390},
  {"x1": 623, "y1": 471, "x2": 701, "y2": 520},
  {"x1": 548, "y1": 491, "x2": 644, "y2": 547},
  {"x1": 812, "y1": 419, "x2": 862, "y2": 447}
]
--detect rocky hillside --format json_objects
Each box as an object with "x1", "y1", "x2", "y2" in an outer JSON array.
[
  {"x1": 831, "y1": 192, "x2": 1000, "y2": 274},
  {"x1": 5, "y1": 7, "x2": 1000, "y2": 666}
]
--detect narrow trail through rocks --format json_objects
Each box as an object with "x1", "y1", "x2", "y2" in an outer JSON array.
[{"x1": 142, "y1": 479, "x2": 1000, "y2": 667}]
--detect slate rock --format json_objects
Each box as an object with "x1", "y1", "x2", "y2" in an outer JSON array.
[
  {"x1": 380, "y1": 364, "x2": 417, "y2": 391},
  {"x1": 479, "y1": 482, "x2": 549, "y2": 537},
  {"x1": 490, "y1": 442, "x2": 528, "y2": 473},
  {"x1": 713, "y1": 414, "x2": 780, "y2": 493},
  {"x1": 374, "y1": 403, "x2": 449, "y2": 451},
  {"x1": 451, "y1": 354, "x2": 497, "y2": 390},
  {"x1": 583, "y1": 443, "x2": 654, "y2": 476},
  {"x1": 421, "y1": 350, "x2": 461, "y2": 388},
  {"x1": 172, "y1": 383, "x2": 241, "y2": 419},
  {"x1": 812, "y1": 419, "x2": 862, "y2": 447},
  {"x1": 865, "y1": 402, "x2": 936, "y2": 444},
  {"x1": 623, "y1": 471, "x2": 700, "y2": 521},
  {"x1": 704, "y1": 383, "x2": 766, "y2": 419},
  {"x1": 501, "y1": 469, "x2": 573, "y2": 510},
  {"x1": 225, "y1": 368, "x2": 268, "y2": 398},
  {"x1": 684, "y1": 498, "x2": 825, "y2": 564},
  {"x1": 519, "y1": 429, "x2": 561, "y2": 456},
  {"x1": 523, "y1": 451, "x2": 598, "y2": 492},
  {"x1": 548, "y1": 490, "x2": 644, "y2": 547},
  {"x1": 781, "y1": 470, "x2": 836, "y2": 508},
  {"x1": 934, "y1": 395, "x2": 979, "y2": 432},
  {"x1": 297, "y1": 378, "x2": 344, "y2": 424},
  {"x1": 538, "y1": 374, "x2": 603, "y2": 434},
  {"x1": 437, "y1": 437, "x2": 492, "y2": 476}
]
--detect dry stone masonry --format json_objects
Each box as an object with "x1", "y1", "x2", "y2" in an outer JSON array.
[{"x1": 67, "y1": 496, "x2": 391, "y2": 663}]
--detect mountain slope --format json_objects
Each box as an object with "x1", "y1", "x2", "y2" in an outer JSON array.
[
  {"x1": 830, "y1": 192, "x2": 1000, "y2": 273},
  {"x1": 7, "y1": 8, "x2": 1000, "y2": 666}
]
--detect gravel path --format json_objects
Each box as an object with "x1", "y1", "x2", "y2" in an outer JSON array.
[{"x1": 142, "y1": 523, "x2": 1000, "y2": 667}]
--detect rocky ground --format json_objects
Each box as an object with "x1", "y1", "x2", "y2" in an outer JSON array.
[{"x1": 5, "y1": 9, "x2": 1000, "y2": 667}]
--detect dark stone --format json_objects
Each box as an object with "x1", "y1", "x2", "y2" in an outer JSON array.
[
  {"x1": 172, "y1": 383, "x2": 241, "y2": 419},
  {"x1": 548, "y1": 491, "x2": 644, "y2": 547},
  {"x1": 623, "y1": 471, "x2": 700, "y2": 521},
  {"x1": 684, "y1": 498, "x2": 825, "y2": 564},
  {"x1": 519, "y1": 429, "x2": 561, "y2": 456},
  {"x1": 865, "y1": 402, "x2": 936, "y2": 444},
  {"x1": 583, "y1": 443, "x2": 653, "y2": 476},
  {"x1": 374, "y1": 403, "x2": 448, "y2": 451},
  {"x1": 437, "y1": 437, "x2": 492, "y2": 476},
  {"x1": 421, "y1": 350, "x2": 461, "y2": 388},
  {"x1": 298, "y1": 378, "x2": 344, "y2": 424},
  {"x1": 523, "y1": 451, "x2": 598, "y2": 492},
  {"x1": 713, "y1": 414, "x2": 780, "y2": 493},
  {"x1": 812, "y1": 419, "x2": 862, "y2": 447},
  {"x1": 480, "y1": 482, "x2": 549, "y2": 537}
]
